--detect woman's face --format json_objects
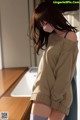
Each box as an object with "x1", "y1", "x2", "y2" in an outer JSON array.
[{"x1": 40, "y1": 21, "x2": 54, "y2": 33}]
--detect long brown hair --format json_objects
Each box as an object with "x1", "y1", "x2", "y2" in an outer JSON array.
[{"x1": 30, "y1": 2, "x2": 78, "y2": 54}]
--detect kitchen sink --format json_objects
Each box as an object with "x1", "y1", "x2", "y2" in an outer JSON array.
[{"x1": 10, "y1": 67, "x2": 38, "y2": 97}]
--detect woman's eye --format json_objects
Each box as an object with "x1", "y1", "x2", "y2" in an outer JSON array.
[
  {"x1": 44, "y1": 22, "x2": 48, "y2": 25},
  {"x1": 40, "y1": 21, "x2": 48, "y2": 27}
]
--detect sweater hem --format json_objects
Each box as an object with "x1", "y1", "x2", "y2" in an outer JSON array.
[
  {"x1": 51, "y1": 101, "x2": 69, "y2": 115},
  {"x1": 30, "y1": 92, "x2": 51, "y2": 107},
  {"x1": 30, "y1": 93, "x2": 69, "y2": 115}
]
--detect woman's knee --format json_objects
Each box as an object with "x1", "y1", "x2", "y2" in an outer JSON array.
[{"x1": 31, "y1": 101, "x2": 51, "y2": 117}]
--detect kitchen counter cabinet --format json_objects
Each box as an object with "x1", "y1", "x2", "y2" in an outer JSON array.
[{"x1": 0, "y1": 97, "x2": 31, "y2": 120}]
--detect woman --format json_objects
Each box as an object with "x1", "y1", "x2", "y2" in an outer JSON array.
[{"x1": 30, "y1": 2, "x2": 78, "y2": 120}]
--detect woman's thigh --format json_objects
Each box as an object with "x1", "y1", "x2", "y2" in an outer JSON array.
[
  {"x1": 30, "y1": 101, "x2": 51, "y2": 117},
  {"x1": 30, "y1": 101, "x2": 65, "y2": 120},
  {"x1": 48, "y1": 109, "x2": 65, "y2": 120}
]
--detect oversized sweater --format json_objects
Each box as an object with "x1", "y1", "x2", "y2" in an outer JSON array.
[{"x1": 30, "y1": 32, "x2": 78, "y2": 115}]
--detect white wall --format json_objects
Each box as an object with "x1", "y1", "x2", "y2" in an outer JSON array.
[
  {"x1": 0, "y1": 0, "x2": 32, "y2": 68},
  {"x1": 0, "y1": 39, "x2": 2, "y2": 69},
  {"x1": 0, "y1": 36, "x2": 2, "y2": 69},
  {"x1": 0, "y1": 11, "x2": 3, "y2": 69}
]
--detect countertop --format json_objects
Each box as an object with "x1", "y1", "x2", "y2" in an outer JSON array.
[
  {"x1": 0, "y1": 67, "x2": 31, "y2": 120},
  {"x1": 0, "y1": 68, "x2": 28, "y2": 97}
]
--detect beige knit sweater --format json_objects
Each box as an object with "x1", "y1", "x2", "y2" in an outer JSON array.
[{"x1": 30, "y1": 33, "x2": 78, "y2": 115}]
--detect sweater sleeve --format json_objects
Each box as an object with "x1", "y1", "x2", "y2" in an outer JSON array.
[{"x1": 50, "y1": 44, "x2": 78, "y2": 103}]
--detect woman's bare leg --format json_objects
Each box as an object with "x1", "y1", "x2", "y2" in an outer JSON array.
[
  {"x1": 48, "y1": 108, "x2": 65, "y2": 120},
  {"x1": 31, "y1": 101, "x2": 51, "y2": 117},
  {"x1": 30, "y1": 101, "x2": 65, "y2": 120}
]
